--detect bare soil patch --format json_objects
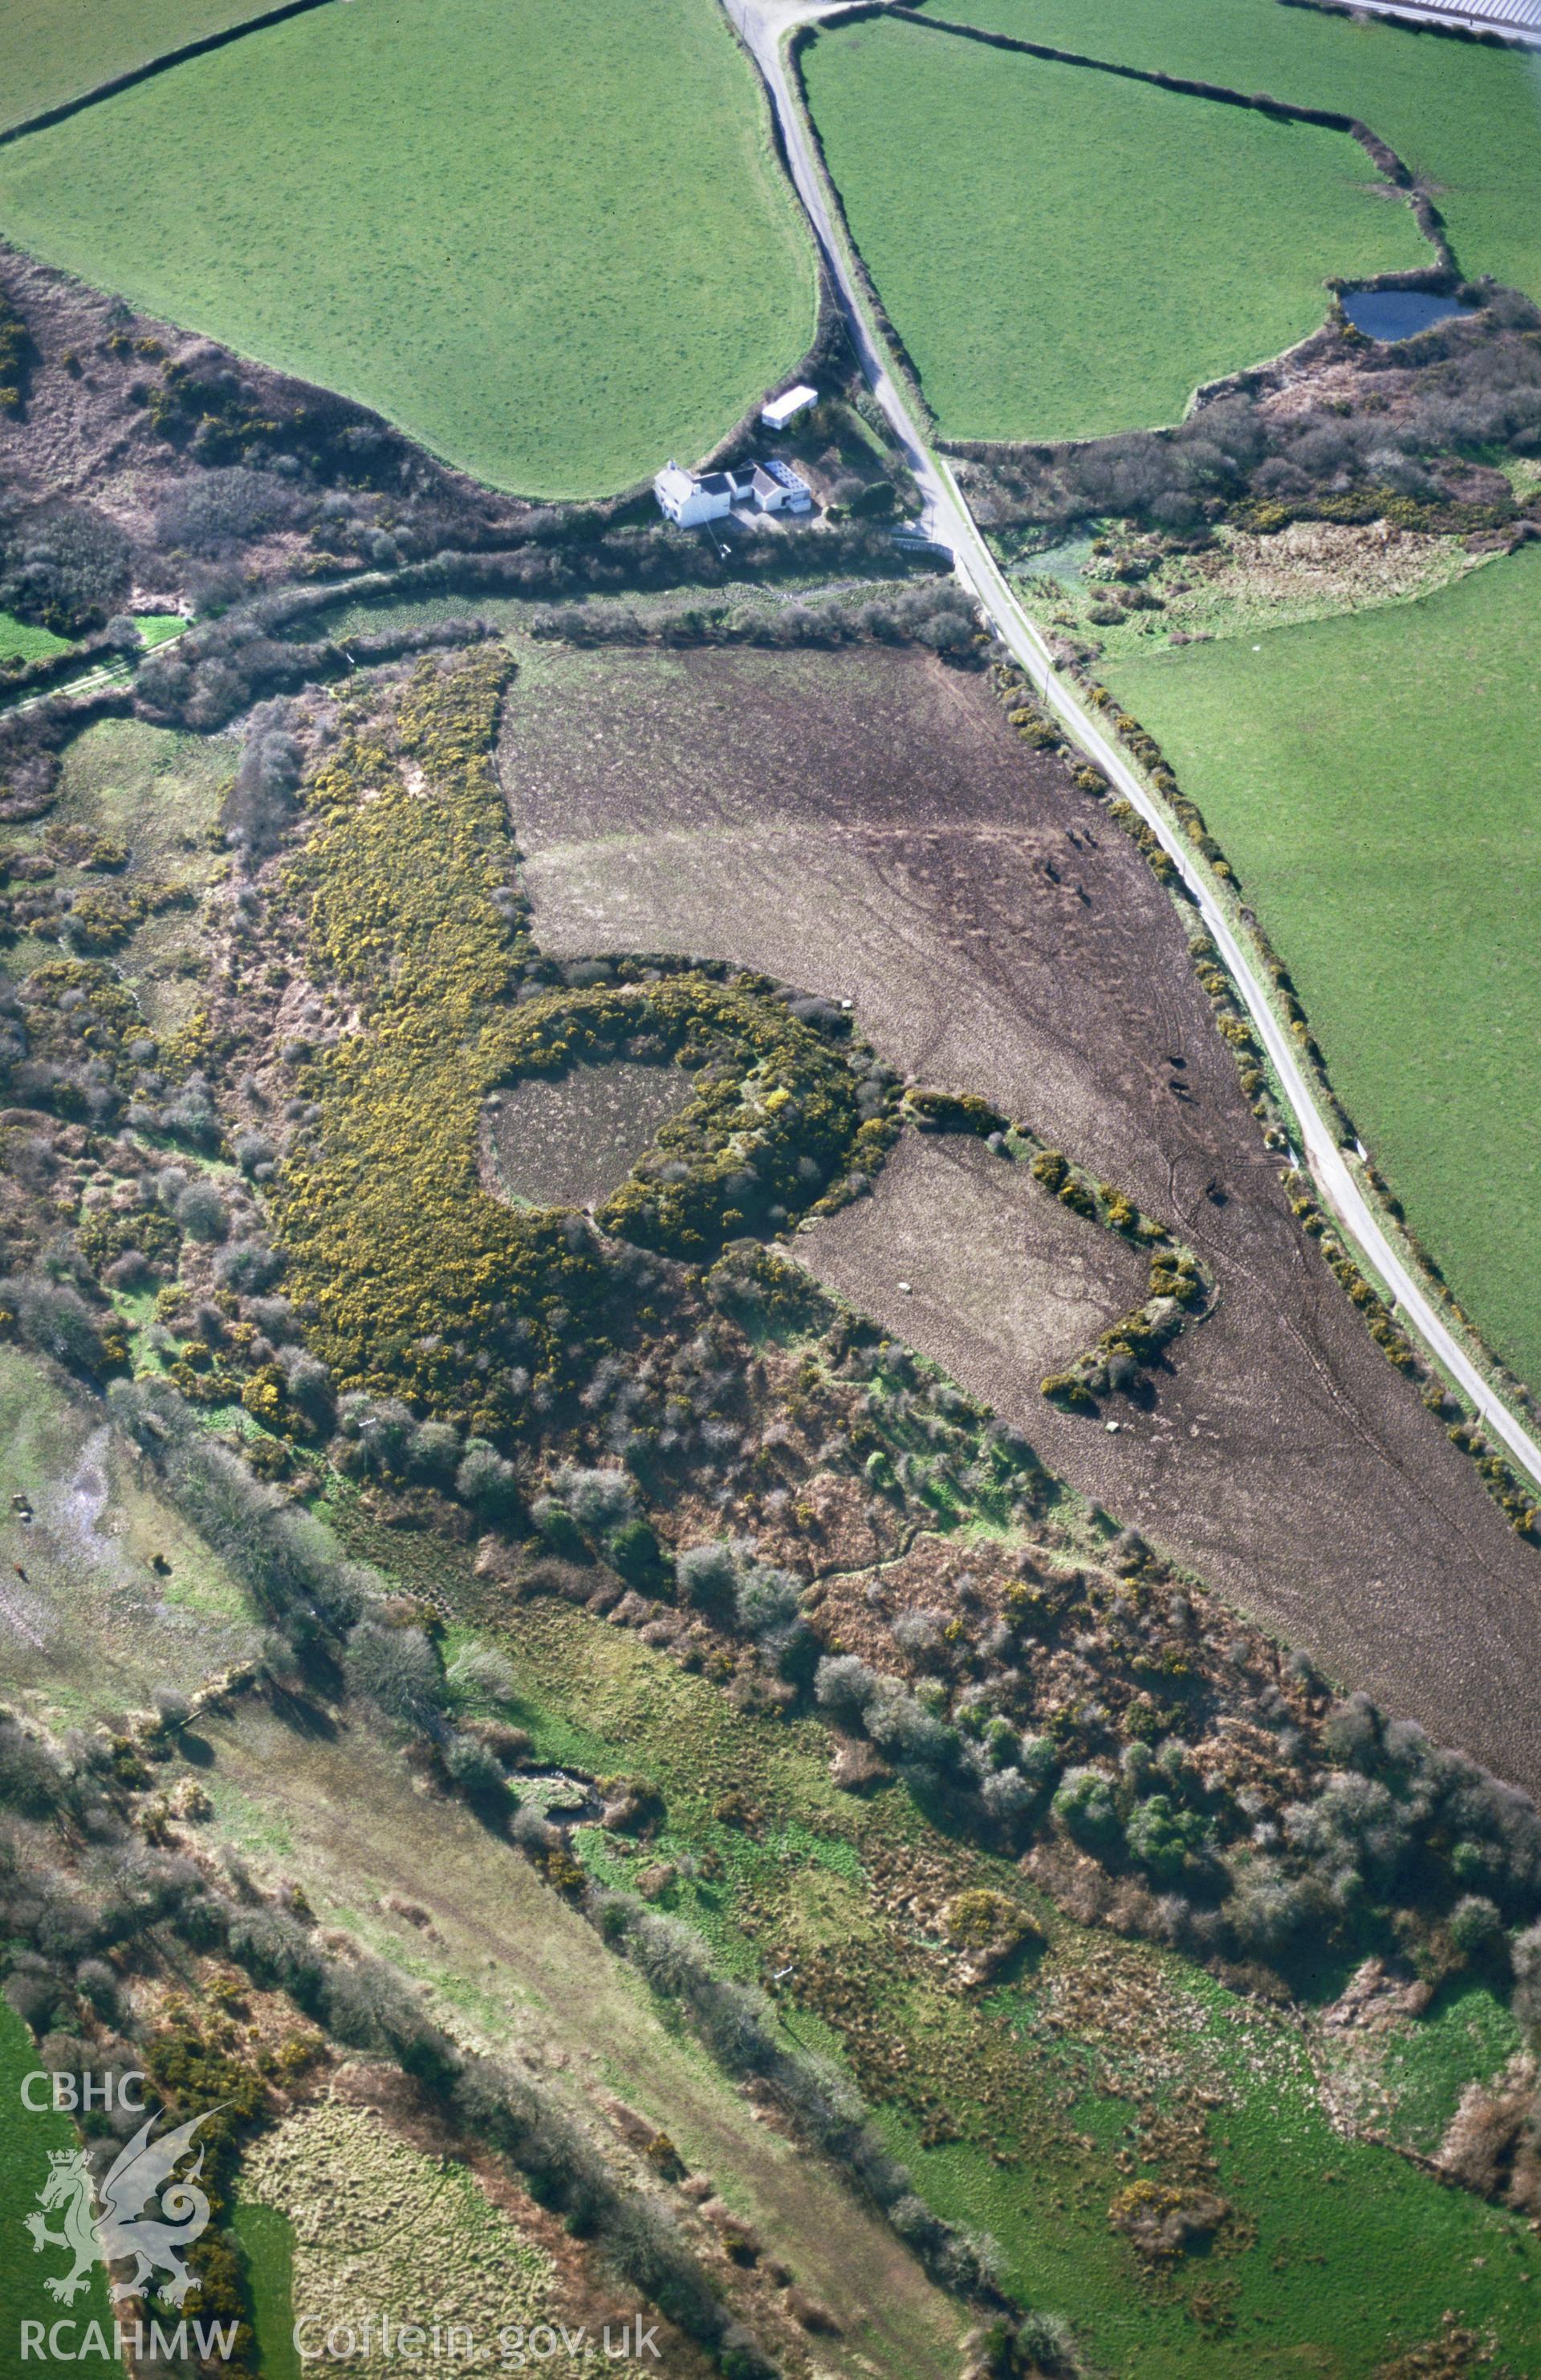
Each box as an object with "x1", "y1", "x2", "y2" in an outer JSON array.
[
  {"x1": 499, "y1": 639, "x2": 1541, "y2": 1794},
  {"x1": 481, "y1": 1058, "x2": 693, "y2": 1212},
  {"x1": 799, "y1": 1129, "x2": 1146, "y2": 1386}
]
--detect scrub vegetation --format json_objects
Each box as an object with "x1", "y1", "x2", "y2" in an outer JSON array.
[
  {"x1": 3, "y1": 622, "x2": 1541, "y2": 2376},
  {"x1": 1107, "y1": 538, "x2": 1541, "y2": 1395},
  {"x1": 799, "y1": 12, "x2": 1426, "y2": 444},
  {"x1": 269, "y1": 650, "x2": 891, "y2": 1441},
  {"x1": 0, "y1": 716, "x2": 230, "y2": 1031},
  {"x1": 0, "y1": 0, "x2": 817, "y2": 497}
]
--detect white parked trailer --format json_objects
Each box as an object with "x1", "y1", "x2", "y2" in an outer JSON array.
[{"x1": 761, "y1": 383, "x2": 818, "y2": 433}]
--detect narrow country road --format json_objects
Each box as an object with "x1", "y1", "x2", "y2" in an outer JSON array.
[{"x1": 726, "y1": 0, "x2": 1541, "y2": 1494}]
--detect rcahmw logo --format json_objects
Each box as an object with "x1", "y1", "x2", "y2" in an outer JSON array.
[{"x1": 18, "y1": 2065, "x2": 238, "y2": 2364}]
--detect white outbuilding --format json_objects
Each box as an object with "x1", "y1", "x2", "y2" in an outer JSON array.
[{"x1": 761, "y1": 384, "x2": 818, "y2": 434}]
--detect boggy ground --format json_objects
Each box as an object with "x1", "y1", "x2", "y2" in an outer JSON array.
[{"x1": 500, "y1": 639, "x2": 1541, "y2": 1794}]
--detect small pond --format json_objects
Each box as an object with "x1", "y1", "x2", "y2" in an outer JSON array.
[
  {"x1": 481, "y1": 1057, "x2": 694, "y2": 1210},
  {"x1": 1341, "y1": 287, "x2": 1476, "y2": 343}
]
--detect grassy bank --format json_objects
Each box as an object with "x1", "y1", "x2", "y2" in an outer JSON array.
[
  {"x1": 800, "y1": 14, "x2": 1426, "y2": 444},
  {"x1": 1107, "y1": 538, "x2": 1541, "y2": 1394},
  {"x1": 911, "y1": 0, "x2": 1541, "y2": 307},
  {"x1": 0, "y1": 0, "x2": 817, "y2": 497}
]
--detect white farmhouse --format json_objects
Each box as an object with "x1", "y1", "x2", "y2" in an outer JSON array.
[
  {"x1": 653, "y1": 456, "x2": 815, "y2": 524},
  {"x1": 653, "y1": 460, "x2": 735, "y2": 526},
  {"x1": 761, "y1": 384, "x2": 818, "y2": 433}
]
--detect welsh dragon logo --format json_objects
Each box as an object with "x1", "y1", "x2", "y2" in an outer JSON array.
[{"x1": 25, "y1": 2107, "x2": 221, "y2": 2308}]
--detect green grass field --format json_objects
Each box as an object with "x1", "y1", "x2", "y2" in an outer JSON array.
[
  {"x1": 0, "y1": 2003, "x2": 121, "y2": 2374},
  {"x1": 231, "y1": 2203, "x2": 301, "y2": 2380},
  {"x1": 0, "y1": 0, "x2": 817, "y2": 497},
  {"x1": 0, "y1": 607, "x2": 72, "y2": 664},
  {"x1": 801, "y1": 15, "x2": 1426, "y2": 444},
  {"x1": 1108, "y1": 540, "x2": 1541, "y2": 1395},
  {"x1": 913, "y1": 0, "x2": 1541, "y2": 307},
  {"x1": 0, "y1": 0, "x2": 285, "y2": 132}
]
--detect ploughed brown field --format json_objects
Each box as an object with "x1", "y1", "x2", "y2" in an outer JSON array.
[{"x1": 498, "y1": 640, "x2": 1541, "y2": 1794}]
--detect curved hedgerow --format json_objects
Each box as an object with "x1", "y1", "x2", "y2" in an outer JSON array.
[
  {"x1": 270, "y1": 648, "x2": 890, "y2": 1441},
  {"x1": 497, "y1": 977, "x2": 885, "y2": 1254}
]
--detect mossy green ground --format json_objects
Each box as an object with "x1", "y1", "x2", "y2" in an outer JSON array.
[
  {"x1": 0, "y1": 608, "x2": 72, "y2": 664},
  {"x1": 231, "y1": 2203, "x2": 300, "y2": 2380},
  {"x1": 913, "y1": 0, "x2": 1541, "y2": 306},
  {"x1": 801, "y1": 15, "x2": 1425, "y2": 444},
  {"x1": 0, "y1": 2002, "x2": 121, "y2": 2374},
  {"x1": 135, "y1": 615, "x2": 185, "y2": 652},
  {"x1": 1107, "y1": 539, "x2": 1541, "y2": 1395},
  {"x1": 0, "y1": 0, "x2": 817, "y2": 498},
  {"x1": 0, "y1": 0, "x2": 279, "y2": 132}
]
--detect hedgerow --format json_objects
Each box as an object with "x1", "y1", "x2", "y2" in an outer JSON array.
[{"x1": 0, "y1": 287, "x2": 30, "y2": 416}]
